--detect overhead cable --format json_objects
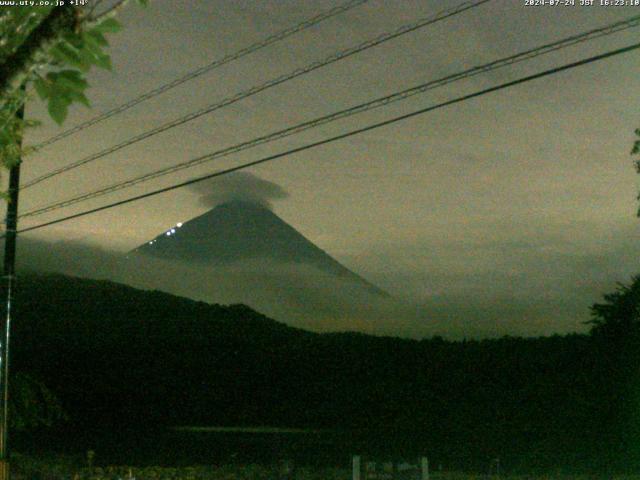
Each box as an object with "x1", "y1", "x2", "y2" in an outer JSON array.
[
  {"x1": 20, "y1": 13, "x2": 640, "y2": 218},
  {"x1": 15, "y1": 40, "x2": 640, "y2": 235}
]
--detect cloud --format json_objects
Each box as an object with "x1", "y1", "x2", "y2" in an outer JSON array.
[
  {"x1": 12, "y1": 236, "x2": 424, "y2": 339},
  {"x1": 191, "y1": 172, "x2": 289, "y2": 210},
  {"x1": 14, "y1": 218, "x2": 640, "y2": 341},
  {"x1": 343, "y1": 221, "x2": 640, "y2": 338}
]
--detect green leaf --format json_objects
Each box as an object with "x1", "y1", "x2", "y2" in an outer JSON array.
[
  {"x1": 48, "y1": 95, "x2": 70, "y2": 125},
  {"x1": 57, "y1": 78, "x2": 87, "y2": 93},
  {"x1": 50, "y1": 43, "x2": 87, "y2": 70},
  {"x1": 77, "y1": 48, "x2": 97, "y2": 70},
  {"x1": 82, "y1": 32, "x2": 107, "y2": 55},
  {"x1": 0, "y1": 129, "x2": 11, "y2": 145},
  {"x1": 85, "y1": 30, "x2": 109, "y2": 47},
  {"x1": 54, "y1": 71, "x2": 89, "y2": 92},
  {"x1": 76, "y1": 47, "x2": 112, "y2": 71},
  {"x1": 66, "y1": 90, "x2": 90, "y2": 108},
  {"x1": 92, "y1": 52, "x2": 112, "y2": 71},
  {"x1": 62, "y1": 32, "x2": 84, "y2": 50},
  {"x1": 95, "y1": 18, "x2": 122, "y2": 34},
  {"x1": 56, "y1": 69, "x2": 83, "y2": 82},
  {"x1": 33, "y1": 77, "x2": 50, "y2": 100},
  {"x1": 137, "y1": 0, "x2": 149, "y2": 6}
]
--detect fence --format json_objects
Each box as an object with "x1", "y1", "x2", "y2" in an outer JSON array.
[{"x1": 353, "y1": 456, "x2": 429, "y2": 480}]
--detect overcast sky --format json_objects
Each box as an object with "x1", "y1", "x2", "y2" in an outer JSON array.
[{"x1": 12, "y1": 0, "x2": 640, "y2": 337}]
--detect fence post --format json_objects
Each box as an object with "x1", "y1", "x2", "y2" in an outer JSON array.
[
  {"x1": 420, "y1": 457, "x2": 429, "y2": 480},
  {"x1": 353, "y1": 455, "x2": 361, "y2": 480}
]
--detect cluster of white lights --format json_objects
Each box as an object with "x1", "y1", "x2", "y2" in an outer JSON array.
[
  {"x1": 164, "y1": 222, "x2": 184, "y2": 237},
  {"x1": 144, "y1": 222, "x2": 184, "y2": 245}
]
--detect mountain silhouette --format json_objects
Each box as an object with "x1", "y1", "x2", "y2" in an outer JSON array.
[
  {"x1": 11, "y1": 273, "x2": 609, "y2": 472},
  {"x1": 131, "y1": 200, "x2": 387, "y2": 297}
]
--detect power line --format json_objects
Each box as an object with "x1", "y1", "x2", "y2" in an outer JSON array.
[
  {"x1": 20, "y1": 13, "x2": 640, "y2": 219},
  {"x1": 31, "y1": 0, "x2": 371, "y2": 151},
  {"x1": 21, "y1": 0, "x2": 492, "y2": 190},
  {"x1": 14, "y1": 40, "x2": 640, "y2": 236}
]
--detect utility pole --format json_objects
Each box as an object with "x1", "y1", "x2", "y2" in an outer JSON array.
[{"x1": 0, "y1": 96, "x2": 25, "y2": 480}]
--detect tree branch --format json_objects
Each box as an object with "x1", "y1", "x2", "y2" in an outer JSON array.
[
  {"x1": 88, "y1": 0, "x2": 130, "y2": 23},
  {"x1": 0, "y1": 6, "x2": 79, "y2": 100},
  {"x1": 87, "y1": 0, "x2": 107, "y2": 20}
]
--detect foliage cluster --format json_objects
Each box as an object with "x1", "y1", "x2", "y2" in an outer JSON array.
[
  {"x1": 0, "y1": 1, "x2": 146, "y2": 180},
  {"x1": 10, "y1": 372, "x2": 66, "y2": 431}
]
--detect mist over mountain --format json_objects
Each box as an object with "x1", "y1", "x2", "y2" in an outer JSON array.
[
  {"x1": 14, "y1": 237, "x2": 424, "y2": 337},
  {"x1": 114, "y1": 172, "x2": 422, "y2": 334},
  {"x1": 16, "y1": 173, "x2": 636, "y2": 337}
]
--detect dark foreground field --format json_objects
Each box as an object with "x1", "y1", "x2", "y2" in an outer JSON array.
[
  {"x1": 8, "y1": 273, "x2": 640, "y2": 475},
  {"x1": 11, "y1": 455, "x2": 640, "y2": 480}
]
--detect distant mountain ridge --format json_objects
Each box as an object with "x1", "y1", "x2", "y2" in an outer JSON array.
[
  {"x1": 132, "y1": 200, "x2": 388, "y2": 297},
  {"x1": 10, "y1": 272, "x2": 623, "y2": 472}
]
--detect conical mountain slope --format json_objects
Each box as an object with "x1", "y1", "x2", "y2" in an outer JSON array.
[{"x1": 132, "y1": 201, "x2": 387, "y2": 297}]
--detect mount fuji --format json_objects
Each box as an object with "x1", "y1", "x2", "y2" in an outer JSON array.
[{"x1": 131, "y1": 200, "x2": 387, "y2": 298}]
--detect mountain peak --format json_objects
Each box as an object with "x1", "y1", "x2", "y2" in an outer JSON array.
[{"x1": 132, "y1": 202, "x2": 388, "y2": 297}]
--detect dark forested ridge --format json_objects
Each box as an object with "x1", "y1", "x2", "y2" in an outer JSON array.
[{"x1": 10, "y1": 273, "x2": 640, "y2": 472}]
